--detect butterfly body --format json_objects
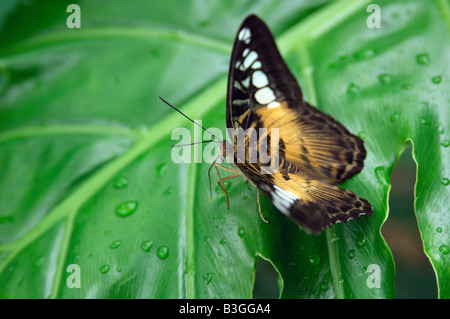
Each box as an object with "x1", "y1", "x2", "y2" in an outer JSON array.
[{"x1": 222, "y1": 15, "x2": 373, "y2": 233}]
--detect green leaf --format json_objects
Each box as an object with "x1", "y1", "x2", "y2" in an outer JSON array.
[{"x1": 0, "y1": 0, "x2": 449, "y2": 299}]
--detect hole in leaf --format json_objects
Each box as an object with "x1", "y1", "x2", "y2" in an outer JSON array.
[
  {"x1": 252, "y1": 257, "x2": 280, "y2": 299},
  {"x1": 382, "y1": 144, "x2": 438, "y2": 298}
]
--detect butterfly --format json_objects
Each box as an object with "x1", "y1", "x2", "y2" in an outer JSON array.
[{"x1": 210, "y1": 14, "x2": 373, "y2": 234}]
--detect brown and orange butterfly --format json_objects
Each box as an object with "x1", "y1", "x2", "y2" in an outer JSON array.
[{"x1": 211, "y1": 15, "x2": 373, "y2": 234}]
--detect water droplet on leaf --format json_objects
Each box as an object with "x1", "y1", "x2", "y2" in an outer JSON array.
[
  {"x1": 378, "y1": 73, "x2": 392, "y2": 84},
  {"x1": 157, "y1": 246, "x2": 169, "y2": 260},
  {"x1": 356, "y1": 234, "x2": 367, "y2": 248},
  {"x1": 113, "y1": 176, "x2": 128, "y2": 189},
  {"x1": 416, "y1": 53, "x2": 430, "y2": 65},
  {"x1": 439, "y1": 244, "x2": 449, "y2": 255},
  {"x1": 140, "y1": 240, "x2": 153, "y2": 252},
  {"x1": 441, "y1": 178, "x2": 450, "y2": 186},
  {"x1": 390, "y1": 113, "x2": 399, "y2": 122},
  {"x1": 203, "y1": 273, "x2": 213, "y2": 284},
  {"x1": 431, "y1": 75, "x2": 442, "y2": 84},
  {"x1": 110, "y1": 240, "x2": 122, "y2": 249},
  {"x1": 320, "y1": 281, "x2": 329, "y2": 291},
  {"x1": 347, "y1": 83, "x2": 360, "y2": 94},
  {"x1": 156, "y1": 163, "x2": 167, "y2": 178},
  {"x1": 99, "y1": 264, "x2": 110, "y2": 274},
  {"x1": 115, "y1": 201, "x2": 138, "y2": 217},
  {"x1": 308, "y1": 254, "x2": 321, "y2": 266},
  {"x1": 400, "y1": 83, "x2": 413, "y2": 90},
  {"x1": 163, "y1": 187, "x2": 173, "y2": 195},
  {"x1": 348, "y1": 249, "x2": 356, "y2": 259}
]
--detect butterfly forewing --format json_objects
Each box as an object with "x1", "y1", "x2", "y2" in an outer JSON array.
[
  {"x1": 227, "y1": 15, "x2": 303, "y2": 130},
  {"x1": 226, "y1": 15, "x2": 373, "y2": 233}
]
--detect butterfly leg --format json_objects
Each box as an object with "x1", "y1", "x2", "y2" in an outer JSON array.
[
  {"x1": 214, "y1": 164, "x2": 240, "y2": 210},
  {"x1": 256, "y1": 187, "x2": 269, "y2": 224},
  {"x1": 208, "y1": 158, "x2": 240, "y2": 209}
]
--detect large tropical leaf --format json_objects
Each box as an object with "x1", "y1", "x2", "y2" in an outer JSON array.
[{"x1": 0, "y1": 0, "x2": 448, "y2": 298}]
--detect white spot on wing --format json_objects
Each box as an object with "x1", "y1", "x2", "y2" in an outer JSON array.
[
  {"x1": 233, "y1": 80, "x2": 245, "y2": 92},
  {"x1": 243, "y1": 51, "x2": 258, "y2": 69},
  {"x1": 252, "y1": 70, "x2": 269, "y2": 88},
  {"x1": 267, "y1": 101, "x2": 281, "y2": 109},
  {"x1": 272, "y1": 185, "x2": 298, "y2": 216},
  {"x1": 252, "y1": 61, "x2": 262, "y2": 69},
  {"x1": 241, "y1": 76, "x2": 250, "y2": 88},
  {"x1": 238, "y1": 28, "x2": 251, "y2": 43},
  {"x1": 255, "y1": 87, "x2": 276, "y2": 105},
  {"x1": 233, "y1": 98, "x2": 249, "y2": 106}
]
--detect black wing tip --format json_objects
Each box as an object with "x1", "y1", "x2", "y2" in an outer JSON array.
[{"x1": 289, "y1": 193, "x2": 373, "y2": 234}]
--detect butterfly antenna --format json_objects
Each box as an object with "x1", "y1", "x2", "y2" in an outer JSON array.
[
  {"x1": 158, "y1": 96, "x2": 221, "y2": 143},
  {"x1": 171, "y1": 140, "x2": 216, "y2": 148}
]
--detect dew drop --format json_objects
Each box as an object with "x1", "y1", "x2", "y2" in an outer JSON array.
[
  {"x1": 219, "y1": 238, "x2": 227, "y2": 245},
  {"x1": 115, "y1": 200, "x2": 138, "y2": 217},
  {"x1": 140, "y1": 240, "x2": 153, "y2": 252},
  {"x1": 438, "y1": 126, "x2": 444, "y2": 134},
  {"x1": 431, "y1": 75, "x2": 442, "y2": 84},
  {"x1": 390, "y1": 113, "x2": 399, "y2": 122},
  {"x1": 354, "y1": 48, "x2": 375, "y2": 60},
  {"x1": 347, "y1": 249, "x2": 356, "y2": 259},
  {"x1": 156, "y1": 163, "x2": 167, "y2": 178},
  {"x1": 356, "y1": 234, "x2": 367, "y2": 248},
  {"x1": 72, "y1": 254, "x2": 80, "y2": 263},
  {"x1": 400, "y1": 83, "x2": 413, "y2": 90},
  {"x1": 109, "y1": 240, "x2": 122, "y2": 249},
  {"x1": 439, "y1": 244, "x2": 449, "y2": 255},
  {"x1": 32, "y1": 257, "x2": 44, "y2": 268},
  {"x1": 163, "y1": 187, "x2": 173, "y2": 195},
  {"x1": 320, "y1": 281, "x2": 329, "y2": 291},
  {"x1": 416, "y1": 53, "x2": 430, "y2": 65},
  {"x1": 238, "y1": 227, "x2": 245, "y2": 237},
  {"x1": 347, "y1": 83, "x2": 360, "y2": 94},
  {"x1": 358, "y1": 131, "x2": 367, "y2": 139},
  {"x1": 157, "y1": 246, "x2": 169, "y2": 260},
  {"x1": 378, "y1": 73, "x2": 392, "y2": 84},
  {"x1": 99, "y1": 264, "x2": 110, "y2": 274},
  {"x1": 203, "y1": 272, "x2": 213, "y2": 284},
  {"x1": 308, "y1": 253, "x2": 321, "y2": 266},
  {"x1": 441, "y1": 178, "x2": 450, "y2": 186},
  {"x1": 436, "y1": 227, "x2": 443, "y2": 233},
  {"x1": 440, "y1": 139, "x2": 450, "y2": 147},
  {"x1": 420, "y1": 118, "x2": 429, "y2": 125},
  {"x1": 113, "y1": 176, "x2": 128, "y2": 189}
]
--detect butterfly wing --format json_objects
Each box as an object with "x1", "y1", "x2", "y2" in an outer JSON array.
[
  {"x1": 226, "y1": 15, "x2": 372, "y2": 233},
  {"x1": 226, "y1": 15, "x2": 302, "y2": 131},
  {"x1": 240, "y1": 166, "x2": 372, "y2": 233},
  {"x1": 227, "y1": 15, "x2": 366, "y2": 183}
]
